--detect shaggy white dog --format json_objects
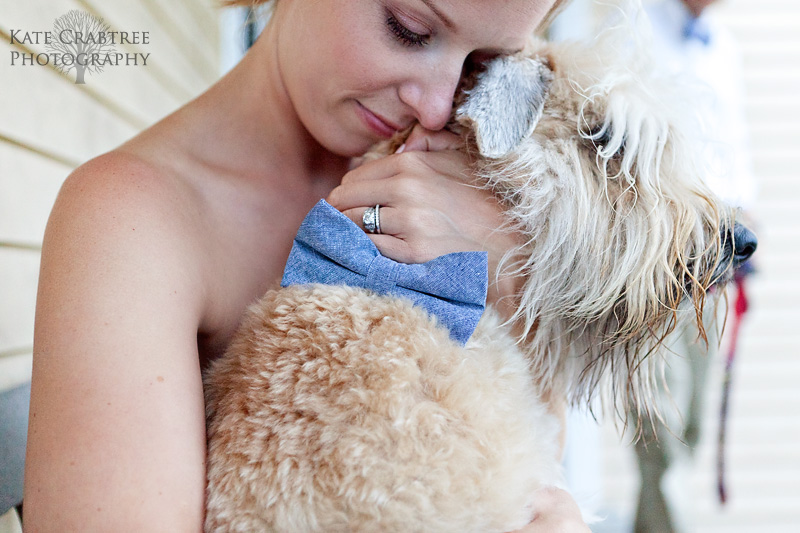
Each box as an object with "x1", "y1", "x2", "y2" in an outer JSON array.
[{"x1": 203, "y1": 24, "x2": 756, "y2": 533}]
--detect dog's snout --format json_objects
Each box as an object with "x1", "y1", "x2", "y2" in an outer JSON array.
[
  {"x1": 734, "y1": 223, "x2": 758, "y2": 262},
  {"x1": 723, "y1": 223, "x2": 758, "y2": 264}
]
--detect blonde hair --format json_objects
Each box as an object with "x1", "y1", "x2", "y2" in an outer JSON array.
[{"x1": 219, "y1": 0, "x2": 571, "y2": 32}]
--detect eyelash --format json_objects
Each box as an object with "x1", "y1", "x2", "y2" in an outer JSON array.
[{"x1": 386, "y1": 13, "x2": 429, "y2": 47}]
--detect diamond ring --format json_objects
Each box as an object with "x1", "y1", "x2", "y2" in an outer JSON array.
[{"x1": 362, "y1": 204, "x2": 381, "y2": 234}]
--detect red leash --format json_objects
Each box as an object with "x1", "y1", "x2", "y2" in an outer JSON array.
[{"x1": 717, "y1": 275, "x2": 749, "y2": 505}]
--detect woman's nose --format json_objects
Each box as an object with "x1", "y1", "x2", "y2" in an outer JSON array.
[{"x1": 398, "y1": 64, "x2": 462, "y2": 131}]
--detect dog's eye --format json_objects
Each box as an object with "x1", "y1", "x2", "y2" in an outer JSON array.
[
  {"x1": 584, "y1": 124, "x2": 611, "y2": 146},
  {"x1": 583, "y1": 124, "x2": 625, "y2": 157}
]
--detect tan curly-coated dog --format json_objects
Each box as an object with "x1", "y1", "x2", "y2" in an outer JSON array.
[{"x1": 203, "y1": 27, "x2": 755, "y2": 533}]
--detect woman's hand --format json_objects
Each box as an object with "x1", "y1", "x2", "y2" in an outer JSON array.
[
  {"x1": 326, "y1": 126, "x2": 524, "y2": 315},
  {"x1": 510, "y1": 488, "x2": 591, "y2": 533}
]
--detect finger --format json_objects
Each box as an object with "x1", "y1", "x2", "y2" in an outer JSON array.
[
  {"x1": 368, "y1": 232, "x2": 448, "y2": 265},
  {"x1": 338, "y1": 152, "x2": 401, "y2": 187},
  {"x1": 508, "y1": 487, "x2": 589, "y2": 533},
  {"x1": 328, "y1": 178, "x2": 398, "y2": 212},
  {"x1": 331, "y1": 173, "x2": 483, "y2": 215},
  {"x1": 391, "y1": 149, "x2": 479, "y2": 187},
  {"x1": 529, "y1": 487, "x2": 583, "y2": 520},
  {"x1": 403, "y1": 124, "x2": 463, "y2": 152},
  {"x1": 340, "y1": 206, "x2": 457, "y2": 264},
  {"x1": 330, "y1": 157, "x2": 465, "y2": 212},
  {"x1": 335, "y1": 152, "x2": 473, "y2": 205},
  {"x1": 340, "y1": 148, "x2": 466, "y2": 186},
  {"x1": 367, "y1": 233, "x2": 421, "y2": 264},
  {"x1": 339, "y1": 205, "x2": 403, "y2": 236}
]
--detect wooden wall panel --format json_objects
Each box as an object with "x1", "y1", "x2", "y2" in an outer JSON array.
[
  {"x1": 0, "y1": 248, "x2": 38, "y2": 355},
  {"x1": 0, "y1": 353, "x2": 32, "y2": 396},
  {"x1": 1, "y1": 0, "x2": 200, "y2": 129},
  {"x1": 0, "y1": 36, "x2": 140, "y2": 164},
  {"x1": 0, "y1": 144, "x2": 66, "y2": 245},
  {"x1": 181, "y1": 0, "x2": 221, "y2": 41},
  {"x1": 0, "y1": 0, "x2": 222, "y2": 393},
  {"x1": 67, "y1": 0, "x2": 217, "y2": 91},
  {"x1": 138, "y1": 0, "x2": 219, "y2": 81}
]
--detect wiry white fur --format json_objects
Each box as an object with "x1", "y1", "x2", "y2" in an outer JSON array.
[{"x1": 467, "y1": 27, "x2": 731, "y2": 424}]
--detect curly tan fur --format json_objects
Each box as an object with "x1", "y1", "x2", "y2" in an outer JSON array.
[{"x1": 205, "y1": 286, "x2": 560, "y2": 532}]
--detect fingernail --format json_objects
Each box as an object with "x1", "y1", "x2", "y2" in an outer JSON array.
[{"x1": 395, "y1": 143, "x2": 406, "y2": 154}]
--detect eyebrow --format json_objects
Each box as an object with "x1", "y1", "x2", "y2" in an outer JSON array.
[
  {"x1": 417, "y1": 0, "x2": 520, "y2": 55},
  {"x1": 420, "y1": 0, "x2": 455, "y2": 30}
]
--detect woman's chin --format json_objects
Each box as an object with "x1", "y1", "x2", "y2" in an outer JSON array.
[
  {"x1": 321, "y1": 135, "x2": 380, "y2": 159},
  {"x1": 320, "y1": 113, "x2": 396, "y2": 158}
]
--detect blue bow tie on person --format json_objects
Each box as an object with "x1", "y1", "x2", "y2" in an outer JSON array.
[
  {"x1": 683, "y1": 16, "x2": 711, "y2": 46},
  {"x1": 281, "y1": 200, "x2": 489, "y2": 345}
]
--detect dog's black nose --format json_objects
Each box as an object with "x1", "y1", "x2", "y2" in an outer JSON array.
[{"x1": 731, "y1": 223, "x2": 758, "y2": 264}]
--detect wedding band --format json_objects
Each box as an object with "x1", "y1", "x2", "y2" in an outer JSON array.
[{"x1": 363, "y1": 204, "x2": 381, "y2": 234}]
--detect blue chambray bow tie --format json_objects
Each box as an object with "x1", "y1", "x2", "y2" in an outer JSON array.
[
  {"x1": 683, "y1": 17, "x2": 711, "y2": 46},
  {"x1": 280, "y1": 200, "x2": 489, "y2": 345}
]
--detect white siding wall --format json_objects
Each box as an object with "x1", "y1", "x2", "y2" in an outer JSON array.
[
  {"x1": 0, "y1": 0, "x2": 221, "y2": 388},
  {"x1": 0, "y1": 3, "x2": 223, "y2": 528}
]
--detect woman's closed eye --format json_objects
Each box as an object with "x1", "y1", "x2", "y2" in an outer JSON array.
[{"x1": 386, "y1": 12, "x2": 430, "y2": 47}]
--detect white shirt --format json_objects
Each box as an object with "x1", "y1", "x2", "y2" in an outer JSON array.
[
  {"x1": 550, "y1": 0, "x2": 756, "y2": 210},
  {"x1": 645, "y1": 0, "x2": 756, "y2": 209}
]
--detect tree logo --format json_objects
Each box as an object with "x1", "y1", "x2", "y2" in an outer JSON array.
[
  {"x1": 46, "y1": 10, "x2": 117, "y2": 84},
  {"x1": 6, "y1": 10, "x2": 151, "y2": 83}
]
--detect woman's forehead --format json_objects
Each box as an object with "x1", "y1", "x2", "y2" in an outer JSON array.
[{"x1": 426, "y1": 0, "x2": 557, "y2": 48}]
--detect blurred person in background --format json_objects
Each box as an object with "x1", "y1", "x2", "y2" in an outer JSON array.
[
  {"x1": 551, "y1": 0, "x2": 756, "y2": 531},
  {"x1": 633, "y1": 1, "x2": 756, "y2": 531}
]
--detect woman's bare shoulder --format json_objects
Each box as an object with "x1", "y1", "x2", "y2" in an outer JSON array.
[
  {"x1": 57, "y1": 143, "x2": 302, "y2": 357},
  {"x1": 55, "y1": 147, "x2": 209, "y2": 282},
  {"x1": 58, "y1": 148, "x2": 203, "y2": 228},
  {"x1": 25, "y1": 149, "x2": 211, "y2": 530}
]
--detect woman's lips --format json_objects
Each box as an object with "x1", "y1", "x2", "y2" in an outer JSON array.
[{"x1": 356, "y1": 102, "x2": 400, "y2": 139}]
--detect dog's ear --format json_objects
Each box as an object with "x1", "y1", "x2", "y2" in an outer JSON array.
[{"x1": 456, "y1": 55, "x2": 553, "y2": 159}]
